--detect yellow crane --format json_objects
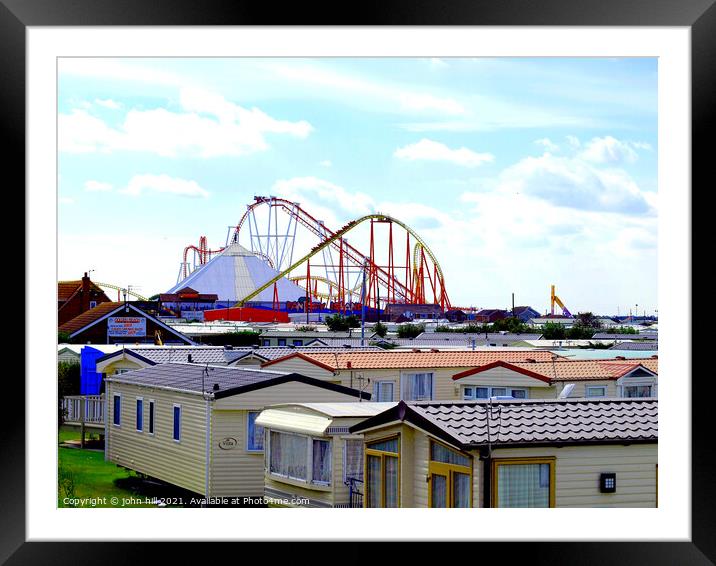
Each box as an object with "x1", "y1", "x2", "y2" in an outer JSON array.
[{"x1": 550, "y1": 285, "x2": 572, "y2": 317}]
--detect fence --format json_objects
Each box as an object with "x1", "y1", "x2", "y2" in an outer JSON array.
[{"x1": 61, "y1": 395, "x2": 105, "y2": 425}]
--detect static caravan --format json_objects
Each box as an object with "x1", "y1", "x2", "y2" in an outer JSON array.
[
  {"x1": 349, "y1": 398, "x2": 658, "y2": 508},
  {"x1": 255, "y1": 402, "x2": 397, "y2": 508},
  {"x1": 105, "y1": 362, "x2": 369, "y2": 501},
  {"x1": 452, "y1": 358, "x2": 658, "y2": 400},
  {"x1": 260, "y1": 350, "x2": 565, "y2": 403}
]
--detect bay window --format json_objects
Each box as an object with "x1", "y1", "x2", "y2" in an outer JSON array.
[{"x1": 267, "y1": 431, "x2": 332, "y2": 486}]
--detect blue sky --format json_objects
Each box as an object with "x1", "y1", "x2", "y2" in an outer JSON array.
[{"x1": 58, "y1": 57, "x2": 657, "y2": 315}]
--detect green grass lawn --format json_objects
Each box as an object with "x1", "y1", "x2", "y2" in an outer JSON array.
[
  {"x1": 58, "y1": 447, "x2": 160, "y2": 508},
  {"x1": 58, "y1": 425, "x2": 198, "y2": 508}
]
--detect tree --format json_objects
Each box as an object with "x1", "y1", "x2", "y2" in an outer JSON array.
[
  {"x1": 295, "y1": 325, "x2": 317, "y2": 332},
  {"x1": 196, "y1": 330, "x2": 261, "y2": 346},
  {"x1": 58, "y1": 361, "x2": 80, "y2": 397},
  {"x1": 372, "y1": 321, "x2": 388, "y2": 337},
  {"x1": 397, "y1": 323, "x2": 425, "y2": 339},
  {"x1": 541, "y1": 322, "x2": 566, "y2": 340},
  {"x1": 325, "y1": 314, "x2": 361, "y2": 331},
  {"x1": 58, "y1": 331, "x2": 72, "y2": 344},
  {"x1": 574, "y1": 312, "x2": 602, "y2": 330}
]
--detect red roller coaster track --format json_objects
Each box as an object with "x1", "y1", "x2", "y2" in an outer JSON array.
[{"x1": 179, "y1": 196, "x2": 451, "y2": 311}]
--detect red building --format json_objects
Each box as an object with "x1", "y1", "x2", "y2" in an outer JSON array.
[{"x1": 58, "y1": 273, "x2": 112, "y2": 327}]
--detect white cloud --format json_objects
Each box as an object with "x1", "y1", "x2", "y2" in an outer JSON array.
[
  {"x1": 493, "y1": 152, "x2": 652, "y2": 214},
  {"x1": 119, "y1": 174, "x2": 209, "y2": 198},
  {"x1": 578, "y1": 136, "x2": 648, "y2": 165},
  {"x1": 264, "y1": 62, "x2": 465, "y2": 116},
  {"x1": 59, "y1": 87, "x2": 313, "y2": 158},
  {"x1": 566, "y1": 135, "x2": 581, "y2": 148},
  {"x1": 394, "y1": 139, "x2": 494, "y2": 168},
  {"x1": 84, "y1": 180, "x2": 113, "y2": 192},
  {"x1": 534, "y1": 138, "x2": 559, "y2": 152},
  {"x1": 94, "y1": 98, "x2": 122, "y2": 110},
  {"x1": 319, "y1": 160, "x2": 332, "y2": 168}
]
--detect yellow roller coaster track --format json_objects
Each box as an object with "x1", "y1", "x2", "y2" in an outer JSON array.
[
  {"x1": 235, "y1": 213, "x2": 447, "y2": 307},
  {"x1": 57, "y1": 281, "x2": 150, "y2": 301}
]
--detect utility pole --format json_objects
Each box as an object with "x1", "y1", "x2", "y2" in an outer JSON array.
[{"x1": 361, "y1": 260, "x2": 367, "y2": 346}]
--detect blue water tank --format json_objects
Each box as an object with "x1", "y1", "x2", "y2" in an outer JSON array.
[{"x1": 80, "y1": 346, "x2": 105, "y2": 395}]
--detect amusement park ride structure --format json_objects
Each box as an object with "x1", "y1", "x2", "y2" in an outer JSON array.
[{"x1": 177, "y1": 196, "x2": 451, "y2": 312}]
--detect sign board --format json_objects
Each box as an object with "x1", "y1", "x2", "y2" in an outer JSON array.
[
  {"x1": 218, "y1": 437, "x2": 238, "y2": 450},
  {"x1": 107, "y1": 316, "x2": 147, "y2": 337},
  {"x1": 183, "y1": 310, "x2": 205, "y2": 321}
]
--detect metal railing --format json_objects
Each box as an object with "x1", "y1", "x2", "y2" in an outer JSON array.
[
  {"x1": 60, "y1": 395, "x2": 105, "y2": 425},
  {"x1": 346, "y1": 477, "x2": 364, "y2": 508}
]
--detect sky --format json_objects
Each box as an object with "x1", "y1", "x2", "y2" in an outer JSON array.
[{"x1": 57, "y1": 57, "x2": 658, "y2": 316}]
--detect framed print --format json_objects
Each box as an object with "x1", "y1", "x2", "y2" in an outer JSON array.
[{"x1": 5, "y1": 0, "x2": 712, "y2": 562}]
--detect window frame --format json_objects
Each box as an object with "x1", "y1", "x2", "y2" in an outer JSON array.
[
  {"x1": 246, "y1": 410, "x2": 265, "y2": 453},
  {"x1": 135, "y1": 397, "x2": 144, "y2": 432},
  {"x1": 373, "y1": 380, "x2": 395, "y2": 402},
  {"x1": 428, "y1": 438, "x2": 473, "y2": 508},
  {"x1": 364, "y1": 434, "x2": 401, "y2": 508},
  {"x1": 586, "y1": 385, "x2": 607, "y2": 398},
  {"x1": 172, "y1": 403, "x2": 182, "y2": 443},
  {"x1": 462, "y1": 386, "x2": 529, "y2": 400},
  {"x1": 147, "y1": 399, "x2": 155, "y2": 435},
  {"x1": 277, "y1": 338, "x2": 287, "y2": 346},
  {"x1": 112, "y1": 393, "x2": 121, "y2": 427},
  {"x1": 491, "y1": 456, "x2": 556, "y2": 508}
]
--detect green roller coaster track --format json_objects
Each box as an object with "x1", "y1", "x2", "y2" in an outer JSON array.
[{"x1": 235, "y1": 213, "x2": 447, "y2": 307}]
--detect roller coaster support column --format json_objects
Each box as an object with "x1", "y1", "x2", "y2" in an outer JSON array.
[{"x1": 361, "y1": 260, "x2": 367, "y2": 346}]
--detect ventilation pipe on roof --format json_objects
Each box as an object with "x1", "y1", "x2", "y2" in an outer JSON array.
[
  {"x1": 347, "y1": 361, "x2": 352, "y2": 369},
  {"x1": 213, "y1": 383, "x2": 220, "y2": 391},
  {"x1": 188, "y1": 354, "x2": 193, "y2": 363}
]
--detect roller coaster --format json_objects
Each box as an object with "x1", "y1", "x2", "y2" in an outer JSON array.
[{"x1": 177, "y1": 196, "x2": 451, "y2": 311}]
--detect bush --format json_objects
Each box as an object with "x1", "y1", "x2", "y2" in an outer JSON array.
[
  {"x1": 397, "y1": 323, "x2": 425, "y2": 339},
  {"x1": 371, "y1": 321, "x2": 388, "y2": 337},
  {"x1": 295, "y1": 325, "x2": 317, "y2": 332}
]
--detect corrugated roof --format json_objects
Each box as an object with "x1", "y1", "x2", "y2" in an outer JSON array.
[
  {"x1": 265, "y1": 350, "x2": 563, "y2": 370},
  {"x1": 351, "y1": 398, "x2": 658, "y2": 447},
  {"x1": 593, "y1": 333, "x2": 657, "y2": 340},
  {"x1": 608, "y1": 342, "x2": 659, "y2": 351},
  {"x1": 105, "y1": 362, "x2": 289, "y2": 394}
]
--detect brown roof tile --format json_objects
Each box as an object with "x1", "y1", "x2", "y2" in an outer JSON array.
[
  {"x1": 59, "y1": 302, "x2": 124, "y2": 334},
  {"x1": 264, "y1": 350, "x2": 563, "y2": 371}
]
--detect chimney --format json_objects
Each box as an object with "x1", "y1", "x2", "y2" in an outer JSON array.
[
  {"x1": 347, "y1": 361, "x2": 352, "y2": 369},
  {"x1": 213, "y1": 383, "x2": 220, "y2": 391},
  {"x1": 81, "y1": 272, "x2": 90, "y2": 312},
  {"x1": 526, "y1": 358, "x2": 536, "y2": 363},
  {"x1": 616, "y1": 356, "x2": 626, "y2": 360}
]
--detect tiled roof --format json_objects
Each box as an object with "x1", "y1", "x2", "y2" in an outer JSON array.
[
  {"x1": 506, "y1": 359, "x2": 658, "y2": 382},
  {"x1": 58, "y1": 281, "x2": 82, "y2": 302},
  {"x1": 59, "y1": 302, "x2": 124, "y2": 334},
  {"x1": 351, "y1": 398, "x2": 658, "y2": 447},
  {"x1": 265, "y1": 350, "x2": 563, "y2": 370},
  {"x1": 104, "y1": 362, "x2": 369, "y2": 399},
  {"x1": 601, "y1": 357, "x2": 658, "y2": 374},
  {"x1": 411, "y1": 398, "x2": 658, "y2": 446}
]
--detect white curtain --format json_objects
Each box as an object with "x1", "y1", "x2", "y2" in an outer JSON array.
[
  {"x1": 497, "y1": 463, "x2": 550, "y2": 507},
  {"x1": 431, "y1": 474, "x2": 447, "y2": 507},
  {"x1": 367, "y1": 455, "x2": 382, "y2": 507},
  {"x1": 453, "y1": 472, "x2": 471, "y2": 507},
  {"x1": 402, "y1": 373, "x2": 433, "y2": 401},
  {"x1": 269, "y1": 431, "x2": 308, "y2": 480},
  {"x1": 312, "y1": 439, "x2": 332, "y2": 484},
  {"x1": 344, "y1": 439, "x2": 364, "y2": 481},
  {"x1": 385, "y1": 456, "x2": 399, "y2": 507}
]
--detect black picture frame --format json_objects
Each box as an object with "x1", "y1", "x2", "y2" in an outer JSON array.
[{"x1": 5, "y1": 0, "x2": 709, "y2": 563}]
